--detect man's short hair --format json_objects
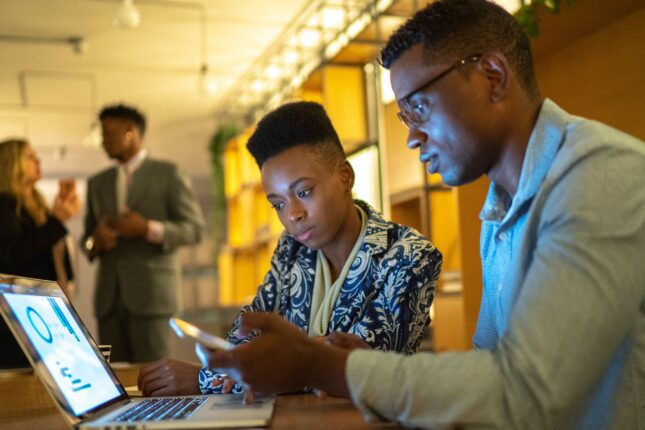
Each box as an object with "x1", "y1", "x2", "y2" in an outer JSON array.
[
  {"x1": 99, "y1": 104, "x2": 147, "y2": 135},
  {"x1": 246, "y1": 101, "x2": 345, "y2": 168},
  {"x1": 381, "y1": 0, "x2": 539, "y2": 100}
]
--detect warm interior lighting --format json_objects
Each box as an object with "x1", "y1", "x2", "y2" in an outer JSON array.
[
  {"x1": 199, "y1": 64, "x2": 219, "y2": 95},
  {"x1": 494, "y1": 0, "x2": 521, "y2": 13},
  {"x1": 265, "y1": 64, "x2": 282, "y2": 79},
  {"x1": 282, "y1": 50, "x2": 299, "y2": 64},
  {"x1": 322, "y1": 7, "x2": 346, "y2": 29},
  {"x1": 215, "y1": 0, "x2": 395, "y2": 122},
  {"x1": 298, "y1": 28, "x2": 321, "y2": 48},
  {"x1": 348, "y1": 146, "x2": 381, "y2": 209},
  {"x1": 379, "y1": 68, "x2": 395, "y2": 104},
  {"x1": 114, "y1": 0, "x2": 141, "y2": 29},
  {"x1": 251, "y1": 80, "x2": 265, "y2": 93}
]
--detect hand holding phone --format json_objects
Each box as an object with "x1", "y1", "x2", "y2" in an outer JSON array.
[{"x1": 169, "y1": 317, "x2": 234, "y2": 351}]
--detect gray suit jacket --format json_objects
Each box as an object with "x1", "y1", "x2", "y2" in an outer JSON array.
[{"x1": 82, "y1": 157, "x2": 204, "y2": 318}]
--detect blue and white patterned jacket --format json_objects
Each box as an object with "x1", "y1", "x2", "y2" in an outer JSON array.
[{"x1": 199, "y1": 200, "x2": 442, "y2": 393}]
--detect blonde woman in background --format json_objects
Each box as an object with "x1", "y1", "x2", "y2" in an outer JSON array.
[{"x1": 0, "y1": 138, "x2": 80, "y2": 293}]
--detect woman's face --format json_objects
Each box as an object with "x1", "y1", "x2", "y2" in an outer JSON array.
[
  {"x1": 20, "y1": 144, "x2": 41, "y2": 186},
  {"x1": 261, "y1": 144, "x2": 355, "y2": 253}
]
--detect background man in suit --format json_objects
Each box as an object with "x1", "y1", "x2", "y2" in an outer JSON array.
[{"x1": 82, "y1": 104, "x2": 204, "y2": 362}]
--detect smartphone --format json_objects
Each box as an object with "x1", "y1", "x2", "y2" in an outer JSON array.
[{"x1": 169, "y1": 317, "x2": 234, "y2": 351}]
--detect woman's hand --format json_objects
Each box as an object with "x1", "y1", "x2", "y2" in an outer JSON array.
[
  {"x1": 212, "y1": 374, "x2": 255, "y2": 404},
  {"x1": 137, "y1": 359, "x2": 201, "y2": 397},
  {"x1": 52, "y1": 183, "x2": 80, "y2": 222}
]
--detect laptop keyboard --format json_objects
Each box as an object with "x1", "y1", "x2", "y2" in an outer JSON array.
[{"x1": 113, "y1": 397, "x2": 207, "y2": 422}]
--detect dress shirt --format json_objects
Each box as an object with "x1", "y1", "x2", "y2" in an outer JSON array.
[
  {"x1": 115, "y1": 149, "x2": 165, "y2": 244},
  {"x1": 346, "y1": 99, "x2": 645, "y2": 429}
]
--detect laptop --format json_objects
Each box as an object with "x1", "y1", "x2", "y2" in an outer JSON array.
[
  {"x1": 0, "y1": 274, "x2": 274, "y2": 429},
  {"x1": 0, "y1": 317, "x2": 31, "y2": 372}
]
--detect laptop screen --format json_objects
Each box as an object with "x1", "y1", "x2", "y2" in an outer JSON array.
[{"x1": 0, "y1": 277, "x2": 126, "y2": 417}]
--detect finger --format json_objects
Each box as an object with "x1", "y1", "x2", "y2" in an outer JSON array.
[
  {"x1": 137, "y1": 361, "x2": 167, "y2": 389},
  {"x1": 222, "y1": 378, "x2": 234, "y2": 393},
  {"x1": 206, "y1": 349, "x2": 236, "y2": 370},
  {"x1": 210, "y1": 376, "x2": 224, "y2": 388},
  {"x1": 310, "y1": 336, "x2": 328, "y2": 344},
  {"x1": 148, "y1": 384, "x2": 174, "y2": 397},
  {"x1": 138, "y1": 368, "x2": 168, "y2": 393},
  {"x1": 243, "y1": 390, "x2": 255, "y2": 404},
  {"x1": 326, "y1": 332, "x2": 346, "y2": 347},
  {"x1": 144, "y1": 377, "x2": 172, "y2": 397},
  {"x1": 240, "y1": 312, "x2": 279, "y2": 334}
]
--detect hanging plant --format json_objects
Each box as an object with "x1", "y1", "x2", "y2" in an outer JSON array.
[
  {"x1": 516, "y1": 0, "x2": 575, "y2": 37},
  {"x1": 208, "y1": 123, "x2": 238, "y2": 274}
]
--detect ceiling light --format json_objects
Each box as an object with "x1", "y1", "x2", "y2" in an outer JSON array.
[
  {"x1": 322, "y1": 7, "x2": 345, "y2": 29},
  {"x1": 282, "y1": 50, "x2": 299, "y2": 64},
  {"x1": 265, "y1": 65, "x2": 282, "y2": 80},
  {"x1": 199, "y1": 63, "x2": 218, "y2": 96},
  {"x1": 298, "y1": 28, "x2": 321, "y2": 48},
  {"x1": 214, "y1": 0, "x2": 396, "y2": 123},
  {"x1": 114, "y1": 0, "x2": 141, "y2": 29},
  {"x1": 251, "y1": 80, "x2": 265, "y2": 93}
]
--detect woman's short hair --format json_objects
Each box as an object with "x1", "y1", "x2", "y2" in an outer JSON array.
[{"x1": 246, "y1": 101, "x2": 345, "y2": 168}]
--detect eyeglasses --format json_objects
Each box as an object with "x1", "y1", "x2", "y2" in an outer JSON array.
[{"x1": 396, "y1": 54, "x2": 481, "y2": 129}]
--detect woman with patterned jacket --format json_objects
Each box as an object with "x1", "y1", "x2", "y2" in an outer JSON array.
[{"x1": 137, "y1": 101, "x2": 442, "y2": 397}]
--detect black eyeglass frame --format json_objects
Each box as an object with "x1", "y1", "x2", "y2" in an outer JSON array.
[{"x1": 396, "y1": 54, "x2": 482, "y2": 129}]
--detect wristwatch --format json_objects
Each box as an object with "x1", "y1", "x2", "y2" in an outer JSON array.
[{"x1": 84, "y1": 236, "x2": 95, "y2": 254}]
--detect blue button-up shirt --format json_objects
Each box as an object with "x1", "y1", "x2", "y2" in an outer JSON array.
[{"x1": 347, "y1": 99, "x2": 645, "y2": 429}]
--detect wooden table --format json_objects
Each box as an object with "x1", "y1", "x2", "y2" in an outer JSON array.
[{"x1": 0, "y1": 365, "x2": 401, "y2": 429}]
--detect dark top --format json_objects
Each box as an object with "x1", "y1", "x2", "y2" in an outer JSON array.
[{"x1": 0, "y1": 192, "x2": 71, "y2": 368}]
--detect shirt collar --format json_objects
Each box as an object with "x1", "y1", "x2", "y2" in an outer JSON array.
[
  {"x1": 120, "y1": 149, "x2": 147, "y2": 175},
  {"x1": 481, "y1": 98, "x2": 568, "y2": 222}
]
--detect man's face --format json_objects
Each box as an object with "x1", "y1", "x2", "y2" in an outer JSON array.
[
  {"x1": 261, "y1": 144, "x2": 355, "y2": 254},
  {"x1": 390, "y1": 44, "x2": 499, "y2": 186},
  {"x1": 100, "y1": 117, "x2": 138, "y2": 162}
]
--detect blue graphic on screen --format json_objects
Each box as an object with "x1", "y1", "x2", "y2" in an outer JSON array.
[{"x1": 4, "y1": 293, "x2": 120, "y2": 415}]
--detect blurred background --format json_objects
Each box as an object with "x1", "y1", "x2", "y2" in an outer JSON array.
[{"x1": 1, "y1": 0, "x2": 643, "y2": 361}]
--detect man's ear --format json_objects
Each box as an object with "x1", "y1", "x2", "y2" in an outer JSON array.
[
  {"x1": 478, "y1": 52, "x2": 509, "y2": 102},
  {"x1": 125, "y1": 124, "x2": 141, "y2": 144},
  {"x1": 340, "y1": 160, "x2": 355, "y2": 192}
]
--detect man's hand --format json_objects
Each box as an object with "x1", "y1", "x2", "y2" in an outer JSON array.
[
  {"x1": 309, "y1": 333, "x2": 369, "y2": 399},
  {"x1": 326, "y1": 332, "x2": 371, "y2": 351},
  {"x1": 204, "y1": 313, "x2": 351, "y2": 397},
  {"x1": 92, "y1": 218, "x2": 118, "y2": 253},
  {"x1": 137, "y1": 359, "x2": 201, "y2": 397},
  {"x1": 114, "y1": 210, "x2": 148, "y2": 239}
]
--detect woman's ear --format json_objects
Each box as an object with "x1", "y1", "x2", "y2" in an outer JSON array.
[{"x1": 340, "y1": 160, "x2": 355, "y2": 193}]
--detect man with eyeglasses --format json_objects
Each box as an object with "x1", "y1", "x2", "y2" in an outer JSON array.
[{"x1": 201, "y1": 0, "x2": 645, "y2": 428}]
